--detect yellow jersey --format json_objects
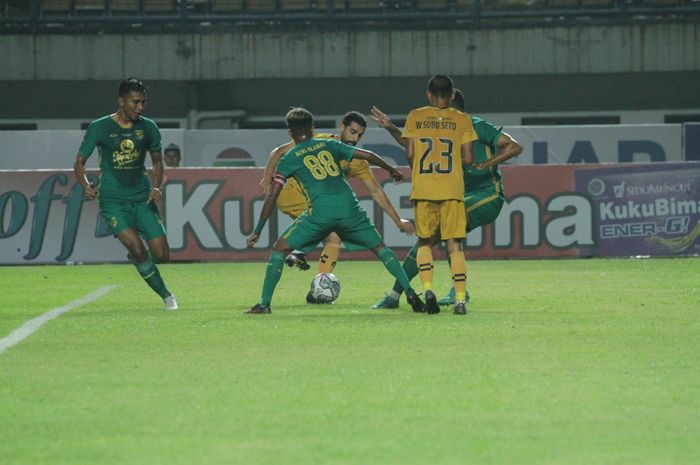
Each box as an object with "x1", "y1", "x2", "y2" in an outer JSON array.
[
  {"x1": 276, "y1": 133, "x2": 372, "y2": 218},
  {"x1": 402, "y1": 106, "x2": 477, "y2": 201}
]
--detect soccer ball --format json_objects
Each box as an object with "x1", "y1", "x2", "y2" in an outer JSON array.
[{"x1": 309, "y1": 273, "x2": 341, "y2": 303}]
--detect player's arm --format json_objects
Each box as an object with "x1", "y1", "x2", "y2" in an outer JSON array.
[
  {"x1": 473, "y1": 132, "x2": 523, "y2": 170},
  {"x1": 352, "y1": 148, "x2": 404, "y2": 183},
  {"x1": 73, "y1": 154, "x2": 98, "y2": 199},
  {"x1": 259, "y1": 141, "x2": 294, "y2": 195},
  {"x1": 147, "y1": 151, "x2": 164, "y2": 204},
  {"x1": 247, "y1": 173, "x2": 285, "y2": 248},
  {"x1": 361, "y1": 175, "x2": 415, "y2": 235},
  {"x1": 371, "y1": 106, "x2": 409, "y2": 150},
  {"x1": 405, "y1": 137, "x2": 415, "y2": 167},
  {"x1": 461, "y1": 140, "x2": 474, "y2": 166}
]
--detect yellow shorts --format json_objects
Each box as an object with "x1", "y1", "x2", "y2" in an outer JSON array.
[
  {"x1": 414, "y1": 199, "x2": 466, "y2": 240},
  {"x1": 276, "y1": 182, "x2": 308, "y2": 219}
]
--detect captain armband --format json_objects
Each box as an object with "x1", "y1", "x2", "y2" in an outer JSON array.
[{"x1": 272, "y1": 172, "x2": 287, "y2": 187}]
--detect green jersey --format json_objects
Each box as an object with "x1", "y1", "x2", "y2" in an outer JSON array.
[
  {"x1": 78, "y1": 115, "x2": 162, "y2": 203},
  {"x1": 276, "y1": 138, "x2": 359, "y2": 218},
  {"x1": 463, "y1": 117, "x2": 504, "y2": 196}
]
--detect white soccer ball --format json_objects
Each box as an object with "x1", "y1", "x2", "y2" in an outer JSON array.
[{"x1": 310, "y1": 273, "x2": 341, "y2": 303}]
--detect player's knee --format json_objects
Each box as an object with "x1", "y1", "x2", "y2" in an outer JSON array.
[
  {"x1": 130, "y1": 248, "x2": 148, "y2": 262},
  {"x1": 272, "y1": 238, "x2": 292, "y2": 253},
  {"x1": 445, "y1": 239, "x2": 463, "y2": 254},
  {"x1": 153, "y1": 249, "x2": 170, "y2": 263}
]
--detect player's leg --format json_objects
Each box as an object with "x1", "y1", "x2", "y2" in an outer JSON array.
[
  {"x1": 369, "y1": 242, "x2": 425, "y2": 313},
  {"x1": 277, "y1": 183, "x2": 311, "y2": 271},
  {"x1": 103, "y1": 202, "x2": 174, "y2": 309},
  {"x1": 338, "y1": 210, "x2": 424, "y2": 312},
  {"x1": 445, "y1": 239, "x2": 467, "y2": 315},
  {"x1": 117, "y1": 228, "x2": 173, "y2": 304},
  {"x1": 135, "y1": 202, "x2": 177, "y2": 309},
  {"x1": 246, "y1": 237, "x2": 293, "y2": 314},
  {"x1": 440, "y1": 200, "x2": 468, "y2": 315},
  {"x1": 371, "y1": 232, "x2": 440, "y2": 309},
  {"x1": 371, "y1": 241, "x2": 418, "y2": 309},
  {"x1": 413, "y1": 200, "x2": 440, "y2": 314},
  {"x1": 436, "y1": 241, "x2": 457, "y2": 306},
  {"x1": 304, "y1": 231, "x2": 342, "y2": 304},
  {"x1": 147, "y1": 235, "x2": 170, "y2": 264},
  {"x1": 318, "y1": 232, "x2": 342, "y2": 273},
  {"x1": 416, "y1": 237, "x2": 439, "y2": 314},
  {"x1": 438, "y1": 192, "x2": 504, "y2": 306},
  {"x1": 247, "y1": 214, "x2": 326, "y2": 313}
]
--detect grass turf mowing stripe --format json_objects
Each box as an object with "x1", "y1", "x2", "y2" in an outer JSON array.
[{"x1": 0, "y1": 285, "x2": 116, "y2": 354}]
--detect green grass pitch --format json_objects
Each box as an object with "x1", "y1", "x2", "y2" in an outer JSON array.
[{"x1": 1, "y1": 258, "x2": 699, "y2": 465}]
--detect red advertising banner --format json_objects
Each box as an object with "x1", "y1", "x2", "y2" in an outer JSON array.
[{"x1": 1, "y1": 163, "x2": 698, "y2": 265}]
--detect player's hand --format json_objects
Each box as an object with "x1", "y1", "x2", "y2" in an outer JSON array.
[
  {"x1": 473, "y1": 162, "x2": 488, "y2": 170},
  {"x1": 82, "y1": 183, "x2": 98, "y2": 200},
  {"x1": 247, "y1": 233, "x2": 260, "y2": 248},
  {"x1": 389, "y1": 169, "x2": 404, "y2": 183},
  {"x1": 147, "y1": 187, "x2": 162, "y2": 204},
  {"x1": 370, "y1": 106, "x2": 392, "y2": 128},
  {"x1": 397, "y1": 219, "x2": 415, "y2": 235},
  {"x1": 259, "y1": 177, "x2": 272, "y2": 196}
]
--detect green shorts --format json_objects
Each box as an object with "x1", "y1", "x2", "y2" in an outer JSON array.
[
  {"x1": 282, "y1": 208, "x2": 382, "y2": 253},
  {"x1": 465, "y1": 191, "x2": 504, "y2": 232},
  {"x1": 100, "y1": 200, "x2": 166, "y2": 241}
]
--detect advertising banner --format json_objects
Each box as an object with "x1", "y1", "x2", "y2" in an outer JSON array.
[
  {"x1": 574, "y1": 163, "x2": 700, "y2": 257},
  {"x1": 1, "y1": 164, "x2": 698, "y2": 265},
  {"x1": 0, "y1": 125, "x2": 687, "y2": 170}
]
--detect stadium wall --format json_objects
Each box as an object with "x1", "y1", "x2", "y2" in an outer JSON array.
[
  {"x1": 1, "y1": 164, "x2": 698, "y2": 265},
  {"x1": 1, "y1": 23, "x2": 699, "y2": 120}
]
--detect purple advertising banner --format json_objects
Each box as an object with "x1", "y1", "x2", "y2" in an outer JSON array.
[{"x1": 574, "y1": 163, "x2": 700, "y2": 257}]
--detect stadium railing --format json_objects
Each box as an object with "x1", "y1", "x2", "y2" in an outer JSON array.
[{"x1": 1, "y1": 0, "x2": 699, "y2": 31}]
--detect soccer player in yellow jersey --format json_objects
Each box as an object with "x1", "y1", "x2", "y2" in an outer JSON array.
[
  {"x1": 259, "y1": 111, "x2": 415, "y2": 303},
  {"x1": 402, "y1": 75, "x2": 477, "y2": 315}
]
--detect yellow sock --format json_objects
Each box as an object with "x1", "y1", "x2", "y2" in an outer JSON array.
[
  {"x1": 449, "y1": 251, "x2": 467, "y2": 302},
  {"x1": 416, "y1": 245, "x2": 434, "y2": 291},
  {"x1": 318, "y1": 242, "x2": 341, "y2": 273}
]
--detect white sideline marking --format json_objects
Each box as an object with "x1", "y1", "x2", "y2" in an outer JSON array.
[{"x1": 0, "y1": 285, "x2": 116, "y2": 355}]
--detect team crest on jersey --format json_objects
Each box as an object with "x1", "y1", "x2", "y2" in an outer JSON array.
[
  {"x1": 135, "y1": 130, "x2": 145, "y2": 140},
  {"x1": 113, "y1": 139, "x2": 140, "y2": 168}
]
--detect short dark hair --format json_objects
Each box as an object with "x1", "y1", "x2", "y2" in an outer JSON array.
[
  {"x1": 164, "y1": 143, "x2": 181, "y2": 156},
  {"x1": 341, "y1": 111, "x2": 367, "y2": 128},
  {"x1": 451, "y1": 88, "x2": 465, "y2": 112},
  {"x1": 118, "y1": 78, "x2": 147, "y2": 98},
  {"x1": 427, "y1": 75, "x2": 454, "y2": 99},
  {"x1": 285, "y1": 107, "x2": 314, "y2": 139}
]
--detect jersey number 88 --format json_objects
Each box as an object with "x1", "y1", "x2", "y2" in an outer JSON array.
[{"x1": 304, "y1": 151, "x2": 341, "y2": 180}]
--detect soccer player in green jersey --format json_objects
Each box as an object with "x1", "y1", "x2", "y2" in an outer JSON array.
[
  {"x1": 245, "y1": 107, "x2": 426, "y2": 314},
  {"x1": 370, "y1": 89, "x2": 523, "y2": 312},
  {"x1": 73, "y1": 78, "x2": 178, "y2": 310}
]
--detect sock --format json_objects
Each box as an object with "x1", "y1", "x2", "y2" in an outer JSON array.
[
  {"x1": 378, "y1": 247, "x2": 413, "y2": 294},
  {"x1": 318, "y1": 242, "x2": 341, "y2": 273},
  {"x1": 390, "y1": 242, "x2": 419, "y2": 296},
  {"x1": 261, "y1": 251, "x2": 285, "y2": 307},
  {"x1": 133, "y1": 254, "x2": 170, "y2": 299},
  {"x1": 443, "y1": 243, "x2": 455, "y2": 297},
  {"x1": 449, "y1": 251, "x2": 467, "y2": 302},
  {"x1": 416, "y1": 245, "x2": 434, "y2": 291}
]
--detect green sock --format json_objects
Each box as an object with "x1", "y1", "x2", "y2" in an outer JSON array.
[
  {"x1": 378, "y1": 247, "x2": 413, "y2": 294},
  {"x1": 391, "y1": 242, "x2": 419, "y2": 296},
  {"x1": 261, "y1": 251, "x2": 285, "y2": 307},
  {"x1": 133, "y1": 255, "x2": 170, "y2": 299}
]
